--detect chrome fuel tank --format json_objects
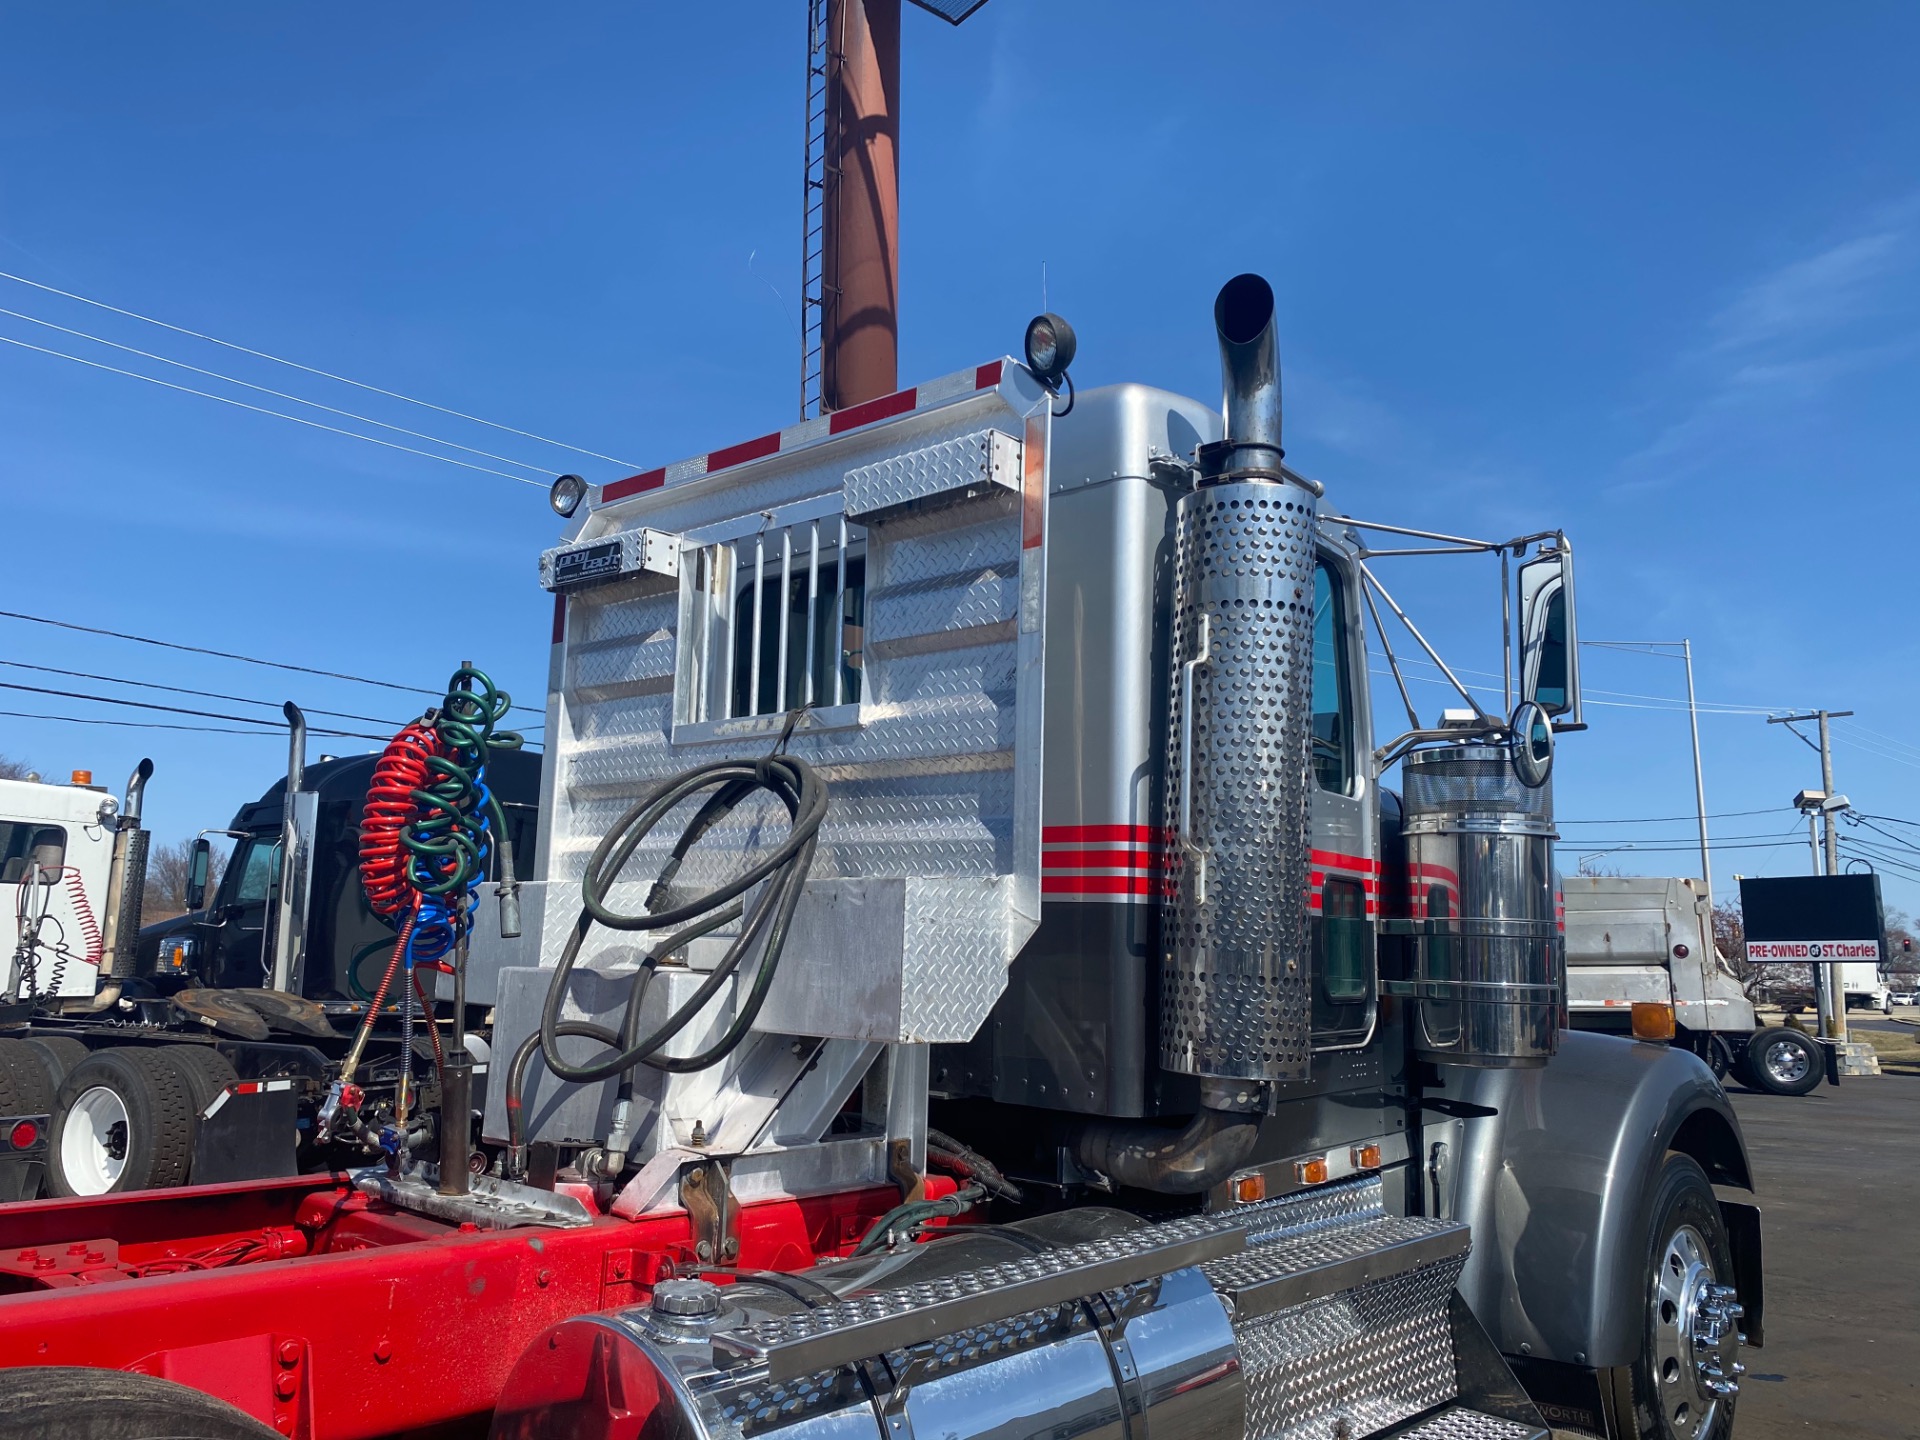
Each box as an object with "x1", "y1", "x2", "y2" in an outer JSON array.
[{"x1": 1402, "y1": 745, "x2": 1560, "y2": 1067}]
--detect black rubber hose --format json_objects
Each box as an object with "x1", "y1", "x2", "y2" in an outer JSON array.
[{"x1": 504, "y1": 750, "x2": 825, "y2": 1158}]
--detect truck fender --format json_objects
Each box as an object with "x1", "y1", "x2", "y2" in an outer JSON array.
[{"x1": 1443, "y1": 1029, "x2": 1757, "y2": 1370}]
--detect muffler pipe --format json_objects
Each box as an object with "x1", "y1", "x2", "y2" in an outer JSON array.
[
  {"x1": 1161, "y1": 274, "x2": 1320, "y2": 1085},
  {"x1": 101, "y1": 758, "x2": 154, "y2": 983},
  {"x1": 1210, "y1": 272, "x2": 1284, "y2": 480},
  {"x1": 1072, "y1": 1099, "x2": 1261, "y2": 1195}
]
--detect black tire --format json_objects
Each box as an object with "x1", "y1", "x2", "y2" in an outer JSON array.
[
  {"x1": 1743, "y1": 1026, "x2": 1822, "y2": 1096},
  {"x1": 23, "y1": 1036, "x2": 90, "y2": 1089},
  {"x1": 0, "y1": 1365, "x2": 277, "y2": 1439},
  {"x1": 147, "y1": 1046, "x2": 240, "y2": 1186},
  {"x1": 46, "y1": 1048, "x2": 196, "y2": 1198},
  {"x1": 156, "y1": 1044, "x2": 240, "y2": 1116},
  {"x1": 0, "y1": 1040, "x2": 55, "y2": 1119},
  {"x1": 1618, "y1": 1153, "x2": 1742, "y2": 1440}
]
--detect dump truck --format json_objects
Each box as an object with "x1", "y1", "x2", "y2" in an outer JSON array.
[
  {"x1": 0, "y1": 699, "x2": 538, "y2": 1199},
  {"x1": 0, "y1": 276, "x2": 1759, "y2": 1440},
  {"x1": 1560, "y1": 875, "x2": 1825, "y2": 1095}
]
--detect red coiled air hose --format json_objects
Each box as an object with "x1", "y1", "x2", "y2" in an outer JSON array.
[{"x1": 358, "y1": 722, "x2": 439, "y2": 920}]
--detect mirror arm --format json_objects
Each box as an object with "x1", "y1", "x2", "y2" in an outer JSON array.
[
  {"x1": 1374, "y1": 722, "x2": 1505, "y2": 770},
  {"x1": 1360, "y1": 563, "x2": 1495, "y2": 726},
  {"x1": 1361, "y1": 578, "x2": 1422, "y2": 735}
]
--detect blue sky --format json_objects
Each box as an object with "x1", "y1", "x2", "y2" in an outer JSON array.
[{"x1": 4, "y1": 3, "x2": 1920, "y2": 915}]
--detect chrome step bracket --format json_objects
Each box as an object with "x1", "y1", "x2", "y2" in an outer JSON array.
[{"x1": 1207, "y1": 1215, "x2": 1471, "y2": 1322}]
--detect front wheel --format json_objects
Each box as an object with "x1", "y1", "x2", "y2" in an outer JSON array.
[
  {"x1": 1620, "y1": 1152, "x2": 1745, "y2": 1439},
  {"x1": 1742, "y1": 1027, "x2": 1822, "y2": 1096}
]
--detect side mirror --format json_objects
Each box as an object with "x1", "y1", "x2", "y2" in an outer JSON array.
[
  {"x1": 1517, "y1": 535, "x2": 1582, "y2": 726},
  {"x1": 186, "y1": 837, "x2": 212, "y2": 912}
]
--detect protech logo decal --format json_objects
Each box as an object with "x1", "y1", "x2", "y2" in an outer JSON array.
[{"x1": 1745, "y1": 939, "x2": 1881, "y2": 961}]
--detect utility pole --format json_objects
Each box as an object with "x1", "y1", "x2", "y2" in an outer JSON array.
[{"x1": 1772, "y1": 708, "x2": 1854, "y2": 1041}]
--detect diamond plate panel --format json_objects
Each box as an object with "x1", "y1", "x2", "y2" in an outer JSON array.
[
  {"x1": 844, "y1": 428, "x2": 1021, "y2": 521},
  {"x1": 1394, "y1": 1408, "x2": 1542, "y2": 1440},
  {"x1": 1233, "y1": 1257, "x2": 1465, "y2": 1440},
  {"x1": 1163, "y1": 477, "x2": 1320, "y2": 1081},
  {"x1": 542, "y1": 395, "x2": 1044, "y2": 1046},
  {"x1": 1202, "y1": 1215, "x2": 1464, "y2": 1295}
]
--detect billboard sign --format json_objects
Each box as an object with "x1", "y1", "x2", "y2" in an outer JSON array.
[{"x1": 1739, "y1": 873, "x2": 1884, "y2": 963}]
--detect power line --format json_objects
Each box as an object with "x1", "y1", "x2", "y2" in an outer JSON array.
[
  {"x1": 0, "y1": 707, "x2": 304, "y2": 738},
  {"x1": 0, "y1": 679, "x2": 389, "y2": 741},
  {"x1": 0, "y1": 609, "x2": 541, "y2": 717},
  {"x1": 1569, "y1": 837, "x2": 1807, "y2": 854},
  {"x1": 1559, "y1": 807, "x2": 1783, "y2": 825},
  {"x1": 0, "y1": 268, "x2": 640, "y2": 468},
  {"x1": 0, "y1": 332, "x2": 543, "y2": 486},
  {"x1": 0, "y1": 658, "x2": 404, "y2": 729},
  {"x1": 1835, "y1": 718, "x2": 1920, "y2": 761},
  {"x1": 0, "y1": 305, "x2": 554, "y2": 477}
]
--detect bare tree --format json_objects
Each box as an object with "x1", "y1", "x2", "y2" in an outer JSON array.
[
  {"x1": 0, "y1": 754, "x2": 36, "y2": 782},
  {"x1": 145, "y1": 839, "x2": 228, "y2": 922}
]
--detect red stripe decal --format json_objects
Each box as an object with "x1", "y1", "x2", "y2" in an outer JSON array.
[
  {"x1": 1043, "y1": 850, "x2": 1165, "y2": 871},
  {"x1": 232, "y1": 1082, "x2": 263, "y2": 1095},
  {"x1": 975, "y1": 360, "x2": 1003, "y2": 389},
  {"x1": 1043, "y1": 874, "x2": 1171, "y2": 896},
  {"x1": 1310, "y1": 849, "x2": 1378, "y2": 873},
  {"x1": 1043, "y1": 824, "x2": 1173, "y2": 843},
  {"x1": 830, "y1": 387, "x2": 918, "y2": 434},
  {"x1": 708, "y1": 432, "x2": 781, "y2": 473},
  {"x1": 551, "y1": 594, "x2": 567, "y2": 645},
  {"x1": 601, "y1": 468, "x2": 666, "y2": 502}
]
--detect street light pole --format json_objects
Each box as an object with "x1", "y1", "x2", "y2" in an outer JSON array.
[
  {"x1": 1584, "y1": 639, "x2": 1715, "y2": 909},
  {"x1": 1773, "y1": 709, "x2": 1855, "y2": 1042},
  {"x1": 1683, "y1": 640, "x2": 1712, "y2": 914}
]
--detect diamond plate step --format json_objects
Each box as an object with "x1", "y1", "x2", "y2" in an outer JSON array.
[{"x1": 1376, "y1": 1403, "x2": 1549, "y2": 1440}]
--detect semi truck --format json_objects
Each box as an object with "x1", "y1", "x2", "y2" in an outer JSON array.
[
  {"x1": 0, "y1": 276, "x2": 1759, "y2": 1440},
  {"x1": 0, "y1": 703, "x2": 539, "y2": 1199}
]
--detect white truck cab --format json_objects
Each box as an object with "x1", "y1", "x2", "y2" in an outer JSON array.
[{"x1": 1, "y1": 772, "x2": 124, "y2": 1003}]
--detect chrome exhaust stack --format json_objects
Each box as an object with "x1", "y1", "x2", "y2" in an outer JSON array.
[{"x1": 1162, "y1": 274, "x2": 1321, "y2": 1083}]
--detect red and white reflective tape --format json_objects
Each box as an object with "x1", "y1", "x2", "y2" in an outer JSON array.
[
  {"x1": 201, "y1": 1078, "x2": 294, "y2": 1121},
  {"x1": 1041, "y1": 824, "x2": 1174, "y2": 898},
  {"x1": 596, "y1": 361, "x2": 1010, "y2": 507}
]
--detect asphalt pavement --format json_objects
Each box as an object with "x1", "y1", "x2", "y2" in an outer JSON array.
[{"x1": 1724, "y1": 1065, "x2": 1918, "y2": 1438}]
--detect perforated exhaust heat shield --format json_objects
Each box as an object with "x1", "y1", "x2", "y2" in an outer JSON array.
[{"x1": 1161, "y1": 276, "x2": 1320, "y2": 1082}]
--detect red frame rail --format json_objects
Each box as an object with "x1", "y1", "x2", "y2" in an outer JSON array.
[{"x1": 0, "y1": 1174, "x2": 939, "y2": 1438}]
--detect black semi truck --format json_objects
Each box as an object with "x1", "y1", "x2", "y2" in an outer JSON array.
[{"x1": 0, "y1": 707, "x2": 538, "y2": 1200}]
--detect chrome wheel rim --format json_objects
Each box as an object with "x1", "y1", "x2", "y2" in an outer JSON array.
[
  {"x1": 61, "y1": 1085, "x2": 130, "y2": 1195},
  {"x1": 1651, "y1": 1223, "x2": 1744, "y2": 1436},
  {"x1": 1762, "y1": 1037, "x2": 1810, "y2": 1085}
]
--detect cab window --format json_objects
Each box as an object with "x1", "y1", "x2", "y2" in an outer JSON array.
[
  {"x1": 1319, "y1": 878, "x2": 1368, "y2": 1001},
  {"x1": 0, "y1": 822, "x2": 66, "y2": 885},
  {"x1": 1311, "y1": 560, "x2": 1354, "y2": 792},
  {"x1": 228, "y1": 835, "x2": 282, "y2": 905}
]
